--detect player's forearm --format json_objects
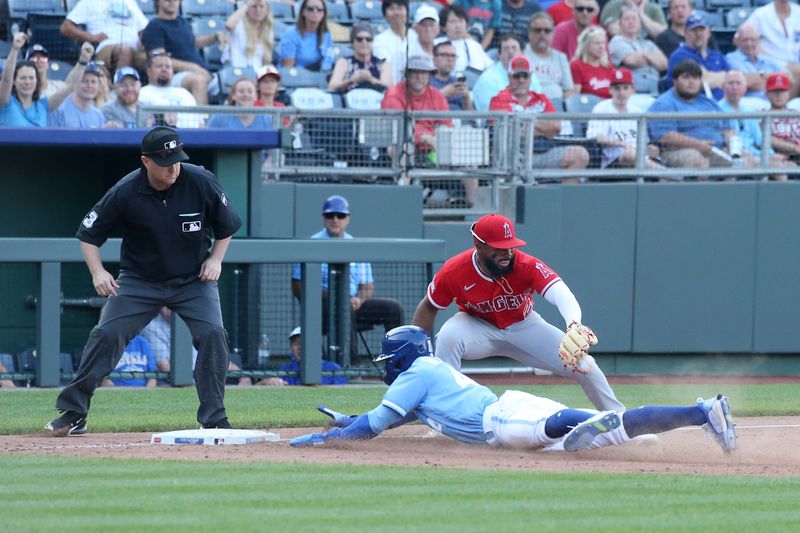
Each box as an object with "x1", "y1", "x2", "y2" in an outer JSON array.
[
  {"x1": 543, "y1": 281, "x2": 582, "y2": 326},
  {"x1": 411, "y1": 297, "x2": 438, "y2": 334}
]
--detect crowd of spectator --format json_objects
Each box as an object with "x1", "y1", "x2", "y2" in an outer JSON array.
[{"x1": 2, "y1": 0, "x2": 800, "y2": 179}]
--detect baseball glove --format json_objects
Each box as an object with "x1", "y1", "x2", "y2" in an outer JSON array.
[{"x1": 559, "y1": 322, "x2": 598, "y2": 374}]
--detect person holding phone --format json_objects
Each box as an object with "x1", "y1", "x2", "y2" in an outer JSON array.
[{"x1": 429, "y1": 41, "x2": 474, "y2": 111}]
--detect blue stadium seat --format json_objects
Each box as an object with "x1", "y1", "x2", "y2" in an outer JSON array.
[
  {"x1": 279, "y1": 66, "x2": 327, "y2": 88},
  {"x1": 350, "y1": 0, "x2": 384, "y2": 22},
  {"x1": 329, "y1": 43, "x2": 354, "y2": 62},
  {"x1": 463, "y1": 66, "x2": 482, "y2": 90},
  {"x1": 273, "y1": 19, "x2": 289, "y2": 41},
  {"x1": 565, "y1": 93, "x2": 603, "y2": 136},
  {"x1": 26, "y1": 13, "x2": 82, "y2": 63},
  {"x1": 697, "y1": 9, "x2": 725, "y2": 30},
  {"x1": 326, "y1": 1, "x2": 352, "y2": 24},
  {"x1": 48, "y1": 59, "x2": 73, "y2": 81},
  {"x1": 707, "y1": 0, "x2": 749, "y2": 8},
  {"x1": 192, "y1": 16, "x2": 227, "y2": 70},
  {"x1": 66, "y1": 0, "x2": 155, "y2": 14},
  {"x1": 725, "y1": 8, "x2": 753, "y2": 28},
  {"x1": 182, "y1": 0, "x2": 235, "y2": 17},
  {"x1": 3, "y1": 0, "x2": 65, "y2": 36},
  {"x1": 549, "y1": 97, "x2": 564, "y2": 112},
  {"x1": 217, "y1": 64, "x2": 258, "y2": 95},
  {"x1": 270, "y1": 0, "x2": 294, "y2": 20}
]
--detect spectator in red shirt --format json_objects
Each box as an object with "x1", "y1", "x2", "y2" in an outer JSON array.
[
  {"x1": 552, "y1": 0, "x2": 601, "y2": 60},
  {"x1": 490, "y1": 55, "x2": 589, "y2": 181},
  {"x1": 570, "y1": 26, "x2": 614, "y2": 98},
  {"x1": 382, "y1": 54, "x2": 453, "y2": 156}
]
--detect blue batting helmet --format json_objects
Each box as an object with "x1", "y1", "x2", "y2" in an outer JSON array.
[
  {"x1": 322, "y1": 195, "x2": 350, "y2": 215},
  {"x1": 373, "y1": 326, "x2": 433, "y2": 385}
]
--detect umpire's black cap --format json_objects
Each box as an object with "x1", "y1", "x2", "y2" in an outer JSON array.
[{"x1": 141, "y1": 126, "x2": 190, "y2": 167}]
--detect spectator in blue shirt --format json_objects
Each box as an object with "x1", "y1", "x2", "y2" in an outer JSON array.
[
  {"x1": 430, "y1": 41, "x2": 474, "y2": 111},
  {"x1": 102, "y1": 335, "x2": 157, "y2": 387},
  {"x1": 208, "y1": 77, "x2": 273, "y2": 129},
  {"x1": 278, "y1": 0, "x2": 333, "y2": 71},
  {"x1": 49, "y1": 62, "x2": 106, "y2": 128},
  {"x1": 665, "y1": 11, "x2": 730, "y2": 100},
  {"x1": 0, "y1": 33, "x2": 94, "y2": 127},
  {"x1": 725, "y1": 24, "x2": 788, "y2": 99},
  {"x1": 278, "y1": 327, "x2": 348, "y2": 386},
  {"x1": 141, "y1": 0, "x2": 226, "y2": 105},
  {"x1": 648, "y1": 59, "x2": 733, "y2": 177}
]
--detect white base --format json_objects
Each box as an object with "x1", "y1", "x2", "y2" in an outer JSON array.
[{"x1": 151, "y1": 428, "x2": 280, "y2": 446}]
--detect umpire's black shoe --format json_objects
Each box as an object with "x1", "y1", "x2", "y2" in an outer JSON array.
[
  {"x1": 202, "y1": 417, "x2": 232, "y2": 429},
  {"x1": 45, "y1": 411, "x2": 88, "y2": 437}
]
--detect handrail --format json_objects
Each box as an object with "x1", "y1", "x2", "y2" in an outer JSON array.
[{"x1": 0, "y1": 237, "x2": 446, "y2": 387}]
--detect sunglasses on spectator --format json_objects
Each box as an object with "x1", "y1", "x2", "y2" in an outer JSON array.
[
  {"x1": 531, "y1": 27, "x2": 552, "y2": 34},
  {"x1": 143, "y1": 144, "x2": 184, "y2": 159},
  {"x1": 511, "y1": 72, "x2": 530, "y2": 79},
  {"x1": 575, "y1": 6, "x2": 596, "y2": 12},
  {"x1": 354, "y1": 36, "x2": 373, "y2": 42},
  {"x1": 436, "y1": 52, "x2": 457, "y2": 58},
  {"x1": 305, "y1": 5, "x2": 325, "y2": 12},
  {"x1": 324, "y1": 213, "x2": 348, "y2": 220}
]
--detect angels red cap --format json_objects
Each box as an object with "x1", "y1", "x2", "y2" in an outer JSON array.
[
  {"x1": 508, "y1": 55, "x2": 531, "y2": 75},
  {"x1": 766, "y1": 72, "x2": 791, "y2": 92},
  {"x1": 470, "y1": 214, "x2": 527, "y2": 249},
  {"x1": 610, "y1": 67, "x2": 633, "y2": 86}
]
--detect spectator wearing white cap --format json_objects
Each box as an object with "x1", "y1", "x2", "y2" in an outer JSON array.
[
  {"x1": 102, "y1": 66, "x2": 142, "y2": 128},
  {"x1": 474, "y1": 33, "x2": 542, "y2": 111},
  {"x1": 407, "y1": 4, "x2": 440, "y2": 61},
  {"x1": 490, "y1": 55, "x2": 589, "y2": 180},
  {"x1": 254, "y1": 65, "x2": 285, "y2": 108},
  {"x1": 274, "y1": 327, "x2": 347, "y2": 386},
  {"x1": 25, "y1": 44, "x2": 66, "y2": 98}
]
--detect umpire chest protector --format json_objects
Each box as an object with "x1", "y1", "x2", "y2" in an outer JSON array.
[{"x1": 76, "y1": 163, "x2": 241, "y2": 281}]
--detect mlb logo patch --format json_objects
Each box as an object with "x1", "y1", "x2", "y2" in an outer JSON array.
[
  {"x1": 82, "y1": 211, "x2": 98, "y2": 228},
  {"x1": 182, "y1": 221, "x2": 202, "y2": 232}
]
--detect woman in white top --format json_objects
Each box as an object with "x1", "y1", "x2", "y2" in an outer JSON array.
[
  {"x1": 224, "y1": 0, "x2": 274, "y2": 69},
  {"x1": 435, "y1": 5, "x2": 493, "y2": 73}
]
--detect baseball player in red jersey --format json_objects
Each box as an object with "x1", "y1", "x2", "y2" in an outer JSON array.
[{"x1": 412, "y1": 213, "x2": 624, "y2": 411}]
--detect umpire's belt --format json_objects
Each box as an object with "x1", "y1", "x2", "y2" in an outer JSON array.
[{"x1": 482, "y1": 399, "x2": 500, "y2": 446}]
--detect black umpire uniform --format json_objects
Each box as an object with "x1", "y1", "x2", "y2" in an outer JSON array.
[{"x1": 54, "y1": 126, "x2": 242, "y2": 428}]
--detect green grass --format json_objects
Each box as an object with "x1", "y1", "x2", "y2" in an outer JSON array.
[
  {"x1": 1, "y1": 456, "x2": 798, "y2": 533},
  {"x1": 1, "y1": 383, "x2": 798, "y2": 434},
  {"x1": 1, "y1": 383, "x2": 798, "y2": 532}
]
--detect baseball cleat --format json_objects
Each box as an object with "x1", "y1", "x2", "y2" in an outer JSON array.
[
  {"x1": 202, "y1": 417, "x2": 232, "y2": 429},
  {"x1": 563, "y1": 411, "x2": 621, "y2": 452},
  {"x1": 697, "y1": 395, "x2": 736, "y2": 454},
  {"x1": 45, "y1": 411, "x2": 87, "y2": 437}
]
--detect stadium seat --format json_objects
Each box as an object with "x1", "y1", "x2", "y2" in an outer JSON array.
[
  {"x1": 0, "y1": 353, "x2": 15, "y2": 374},
  {"x1": 273, "y1": 19, "x2": 289, "y2": 41},
  {"x1": 345, "y1": 87, "x2": 384, "y2": 109},
  {"x1": 565, "y1": 93, "x2": 603, "y2": 136},
  {"x1": 270, "y1": 1, "x2": 294, "y2": 20},
  {"x1": 628, "y1": 93, "x2": 655, "y2": 110},
  {"x1": 133, "y1": 0, "x2": 156, "y2": 15},
  {"x1": 279, "y1": 66, "x2": 327, "y2": 88},
  {"x1": 192, "y1": 16, "x2": 227, "y2": 70},
  {"x1": 725, "y1": 8, "x2": 753, "y2": 28},
  {"x1": 350, "y1": 0, "x2": 384, "y2": 22},
  {"x1": 463, "y1": 67, "x2": 482, "y2": 90},
  {"x1": 26, "y1": 13, "x2": 83, "y2": 63},
  {"x1": 706, "y1": 0, "x2": 748, "y2": 8},
  {"x1": 549, "y1": 97, "x2": 564, "y2": 112},
  {"x1": 3, "y1": 0, "x2": 65, "y2": 37},
  {"x1": 697, "y1": 10, "x2": 725, "y2": 30},
  {"x1": 47, "y1": 59, "x2": 73, "y2": 81},
  {"x1": 633, "y1": 71, "x2": 659, "y2": 95},
  {"x1": 182, "y1": 0, "x2": 235, "y2": 17},
  {"x1": 787, "y1": 97, "x2": 800, "y2": 111},
  {"x1": 326, "y1": 1, "x2": 352, "y2": 23},
  {"x1": 290, "y1": 87, "x2": 337, "y2": 109},
  {"x1": 329, "y1": 43, "x2": 354, "y2": 62},
  {"x1": 217, "y1": 64, "x2": 258, "y2": 96}
]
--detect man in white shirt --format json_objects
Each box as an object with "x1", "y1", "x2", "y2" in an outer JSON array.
[
  {"x1": 60, "y1": 0, "x2": 148, "y2": 71},
  {"x1": 137, "y1": 53, "x2": 203, "y2": 128},
  {"x1": 435, "y1": 5, "x2": 494, "y2": 73},
  {"x1": 746, "y1": 0, "x2": 800, "y2": 66},
  {"x1": 373, "y1": 0, "x2": 412, "y2": 84},
  {"x1": 586, "y1": 68, "x2": 665, "y2": 169}
]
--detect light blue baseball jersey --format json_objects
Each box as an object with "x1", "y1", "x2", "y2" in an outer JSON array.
[{"x1": 380, "y1": 357, "x2": 499, "y2": 444}]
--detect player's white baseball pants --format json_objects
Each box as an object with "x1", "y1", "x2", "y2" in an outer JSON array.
[
  {"x1": 435, "y1": 311, "x2": 624, "y2": 411},
  {"x1": 482, "y1": 390, "x2": 630, "y2": 450}
]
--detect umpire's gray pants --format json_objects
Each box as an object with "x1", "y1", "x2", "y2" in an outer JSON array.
[{"x1": 56, "y1": 271, "x2": 230, "y2": 426}]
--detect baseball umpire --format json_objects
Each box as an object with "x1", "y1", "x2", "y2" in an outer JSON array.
[
  {"x1": 46, "y1": 126, "x2": 242, "y2": 436},
  {"x1": 411, "y1": 213, "x2": 623, "y2": 411}
]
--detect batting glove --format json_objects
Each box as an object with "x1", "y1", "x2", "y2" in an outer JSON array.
[
  {"x1": 316, "y1": 403, "x2": 357, "y2": 428},
  {"x1": 559, "y1": 322, "x2": 598, "y2": 375}
]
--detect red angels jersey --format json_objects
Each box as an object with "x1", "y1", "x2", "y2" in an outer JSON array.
[{"x1": 426, "y1": 249, "x2": 562, "y2": 329}]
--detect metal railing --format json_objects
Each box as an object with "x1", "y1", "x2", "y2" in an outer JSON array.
[{"x1": 0, "y1": 238, "x2": 446, "y2": 387}]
